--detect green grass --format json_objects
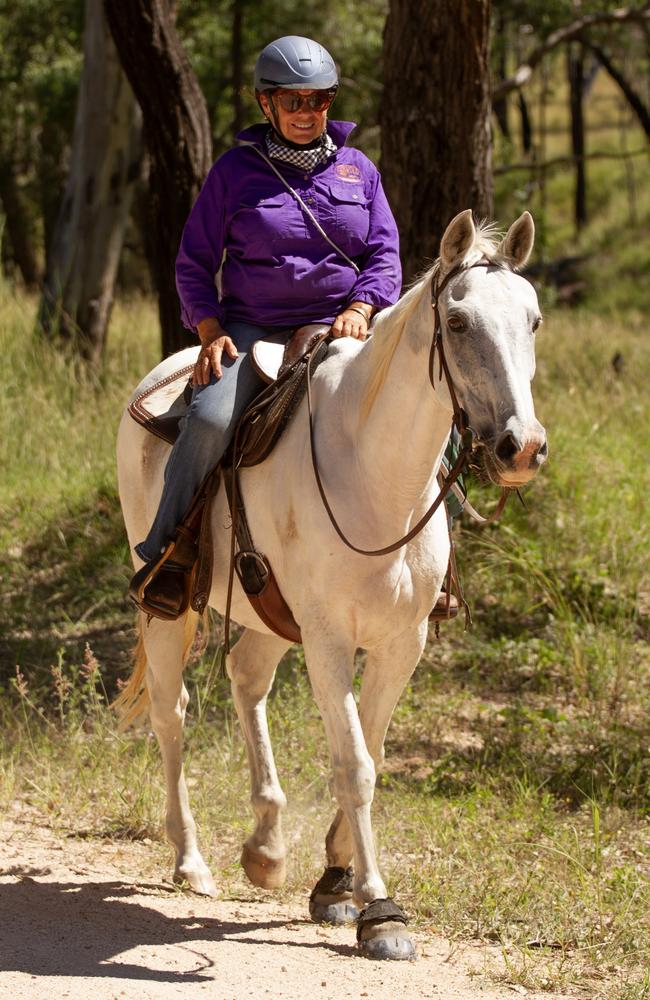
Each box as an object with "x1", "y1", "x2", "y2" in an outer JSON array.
[
  {"x1": 1, "y1": 221, "x2": 649, "y2": 996},
  {"x1": 0, "y1": 287, "x2": 159, "y2": 685}
]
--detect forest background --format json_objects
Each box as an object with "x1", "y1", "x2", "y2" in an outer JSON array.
[{"x1": 0, "y1": 1, "x2": 649, "y2": 998}]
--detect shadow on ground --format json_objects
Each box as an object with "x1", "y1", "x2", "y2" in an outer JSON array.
[{"x1": 0, "y1": 870, "x2": 354, "y2": 982}]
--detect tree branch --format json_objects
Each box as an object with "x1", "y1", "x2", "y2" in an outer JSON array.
[
  {"x1": 492, "y1": 5, "x2": 650, "y2": 101},
  {"x1": 493, "y1": 147, "x2": 648, "y2": 175},
  {"x1": 583, "y1": 39, "x2": 650, "y2": 139}
]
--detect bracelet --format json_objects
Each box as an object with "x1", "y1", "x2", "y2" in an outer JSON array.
[{"x1": 347, "y1": 306, "x2": 371, "y2": 322}]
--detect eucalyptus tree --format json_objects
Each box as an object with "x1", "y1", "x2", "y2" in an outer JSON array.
[
  {"x1": 104, "y1": 0, "x2": 213, "y2": 356},
  {"x1": 40, "y1": 0, "x2": 142, "y2": 363},
  {"x1": 380, "y1": 0, "x2": 492, "y2": 282}
]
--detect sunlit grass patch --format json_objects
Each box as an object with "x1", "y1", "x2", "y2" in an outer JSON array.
[
  {"x1": 374, "y1": 773, "x2": 649, "y2": 996},
  {"x1": 0, "y1": 287, "x2": 159, "y2": 545}
]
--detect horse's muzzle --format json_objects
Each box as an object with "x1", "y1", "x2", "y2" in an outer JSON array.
[{"x1": 486, "y1": 419, "x2": 548, "y2": 487}]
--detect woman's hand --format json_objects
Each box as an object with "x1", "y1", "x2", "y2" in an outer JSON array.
[
  {"x1": 194, "y1": 318, "x2": 239, "y2": 384},
  {"x1": 331, "y1": 306, "x2": 370, "y2": 340}
]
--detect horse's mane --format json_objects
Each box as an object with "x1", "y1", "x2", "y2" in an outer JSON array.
[{"x1": 361, "y1": 222, "x2": 507, "y2": 421}]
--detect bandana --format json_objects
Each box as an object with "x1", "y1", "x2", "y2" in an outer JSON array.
[{"x1": 265, "y1": 130, "x2": 337, "y2": 173}]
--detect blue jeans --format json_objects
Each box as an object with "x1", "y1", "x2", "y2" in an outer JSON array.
[{"x1": 135, "y1": 322, "x2": 287, "y2": 563}]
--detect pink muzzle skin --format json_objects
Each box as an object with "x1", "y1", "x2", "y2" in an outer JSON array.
[{"x1": 493, "y1": 424, "x2": 548, "y2": 487}]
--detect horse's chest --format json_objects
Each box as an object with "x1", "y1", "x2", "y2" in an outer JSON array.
[{"x1": 287, "y1": 549, "x2": 441, "y2": 643}]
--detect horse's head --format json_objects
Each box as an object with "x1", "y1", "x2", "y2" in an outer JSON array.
[{"x1": 435, "y1": 210, "x2": 548, "y2": 488}]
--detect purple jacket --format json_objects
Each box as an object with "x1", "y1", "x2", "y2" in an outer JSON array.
[{"x1": 175, "y1": 120, "x2": 402, "y2": 330}]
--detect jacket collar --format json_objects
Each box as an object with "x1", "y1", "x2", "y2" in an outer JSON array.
[{"x1": 236, "y1": 120, "x2": 357, "y2": 149}]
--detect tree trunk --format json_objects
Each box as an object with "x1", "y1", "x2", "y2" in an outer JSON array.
[
  {"x1": 40, "y1": 0, "x2": 142, "y2": 364},
  {"x1": 493, "y1": 10, "x2": 510, "y2": 139},
  {"x1": 104, "y1": 0, "x2": 213, "y2": 358},
  {"x1": 380, "y1": 0, "x2": 492, "y2": 282},
  {"x1": 567, "y1": 41, "x2": 587, "y2": 232},
  {"x1": 0, "y1": 145, "x2": 41, "y2": 289},
  {"x1": 518, "y1": 91, "x2": 532, "y2": 154}
]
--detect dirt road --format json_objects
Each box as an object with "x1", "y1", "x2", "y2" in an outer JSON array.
[{"x1": 0, "y1": 816, "x2": 567, "y2": 1000}]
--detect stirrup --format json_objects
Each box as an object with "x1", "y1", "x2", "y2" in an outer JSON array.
[
  {"x1": 428, "y1": 590, "x2": 459, "y2": 622},
  {"x1": 129, "y1": 532, "x2": 197, "y2": 621}
]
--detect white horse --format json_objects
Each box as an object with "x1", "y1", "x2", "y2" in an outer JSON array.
[{"x1": 116, "y1": 210, "x2": 547, "y2": 960}]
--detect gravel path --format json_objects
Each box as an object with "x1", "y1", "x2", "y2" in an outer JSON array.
[{"x1": 0, "y1": 817, "x2": 568, "y2": 1000}]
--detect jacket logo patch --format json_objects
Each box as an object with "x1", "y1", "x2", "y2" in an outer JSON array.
[{"x1": 335, "y1": 164, "x2": 362, "y2": 183}]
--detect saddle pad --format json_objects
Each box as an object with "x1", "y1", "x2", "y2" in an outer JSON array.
[
  {"x1": 250, "y1": 324, "x2": 331, "y2": 383},
  {"x1": 250, "y1": 334, "x2": 286, "y2": 384}
]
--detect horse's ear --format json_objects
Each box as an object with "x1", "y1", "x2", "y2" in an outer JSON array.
[
  {"x1": 439, "y1": 210, "x2": 476, "y2": 269},
  {"x1": 499, "y1": 211, "x2": 535, "y2": 269}
]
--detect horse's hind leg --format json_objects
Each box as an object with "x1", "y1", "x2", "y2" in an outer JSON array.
[
  {"x1": 227, "y1": 628, "x2": 292, "y2": 889},
  {"x1": 143, "y1": 613, "x2": 217, "y2": 895}
]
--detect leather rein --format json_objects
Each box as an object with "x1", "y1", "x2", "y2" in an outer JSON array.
[{"x1": 306, "y1": 259, "x2": 510, "y2": 559}]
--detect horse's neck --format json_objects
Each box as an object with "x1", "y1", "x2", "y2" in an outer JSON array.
[{"x1": 335, "y1": 291, "x2": 453, "y2": 520}]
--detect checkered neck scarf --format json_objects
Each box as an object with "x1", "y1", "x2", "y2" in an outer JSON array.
[{"x1": 265, "y1": 129, "x2": 336, "y2": 172}]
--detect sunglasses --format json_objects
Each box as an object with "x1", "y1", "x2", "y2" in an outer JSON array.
[{"x1": 272, "y1": 89, "x2": 336, "y2": 113}]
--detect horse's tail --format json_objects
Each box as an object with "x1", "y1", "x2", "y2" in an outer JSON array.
[{"x1": 112, "y1": 610, "x2": 202, "y2": 728}]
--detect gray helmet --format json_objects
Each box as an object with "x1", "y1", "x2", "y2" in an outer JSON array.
[{"x1": 254, "y1": 36, "x2": 338, "y2": 92}]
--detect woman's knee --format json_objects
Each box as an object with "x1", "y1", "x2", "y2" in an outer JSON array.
[{"x1": 188, "y1": 378, "x2": 231, "y2": 427}]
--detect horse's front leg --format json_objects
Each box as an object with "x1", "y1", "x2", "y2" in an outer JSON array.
[
  {"x1": 227, "y1": 629, "x2": 292, "y2": 888},
  {"x1": 308, "y1": 623, "x2": 427, "y2": 959},
  {"x1": 143, "y1": 613, "x2": 217, "y2": 895},
  {"x1": 324, "y1": 623, "x2": 428, "y2": 870},
  {"x1": 302, "y1": 632, "x2": 389, "y2": 908}
]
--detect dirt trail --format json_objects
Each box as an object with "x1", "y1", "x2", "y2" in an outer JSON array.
[{"x1": 0, "y1": 817, "x2": 567, "y2": 1000}]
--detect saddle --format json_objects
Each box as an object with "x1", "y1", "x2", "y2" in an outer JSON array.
[
  {"x1": 128, "y1": 325, "x2": 331, "y2": 642},
  {"x1": 128, "y1": 325, "x2": 328, "y2": 447}
]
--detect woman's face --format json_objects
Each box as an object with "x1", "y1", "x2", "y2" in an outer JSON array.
[{"x1": 260, "y1": 90, "x2": 329, "y2": 145}]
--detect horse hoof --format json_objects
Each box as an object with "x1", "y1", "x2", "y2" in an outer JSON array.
[
  {"x1": 173, "y1": 865, "x2": 218, "y2": 896},
  {"x1": 240, "y1": 843, "x2": 287, "y2": 889},
  {"x1": 309, "y1": 898, "x2": 360, "y2": 925},
  {"x1": 309, "y1": 865, "x2": 359, "y2": 925},
  {"x1": 358, "y1": 922, "x2": 417, "y2": 961},
  {"x1": 356, "y1": 898, "x2": 416, "y2": 961}
]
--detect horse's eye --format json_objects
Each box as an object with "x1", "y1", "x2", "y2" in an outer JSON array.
[
  {"x1": 447, "y1": 314, "x2": 466, "y2": 332},
  {"x1": 532, "y1": 316, "x2": 542, "y2": 332}
]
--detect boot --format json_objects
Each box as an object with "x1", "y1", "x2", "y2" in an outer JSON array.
[
  {"x1": 129, "y1": 525, "x2": 198, "y2": 621},
  {"x1": 428, "y1": 590, "x2": 459, "y2": 622}
]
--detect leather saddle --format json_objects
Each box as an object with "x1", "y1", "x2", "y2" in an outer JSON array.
[
  {"x1": 128, "y1": 324, "x2": 329, "y2": 447},
  {"x1": 128, "y1": 324, "x2": 331, "y2": 644}
]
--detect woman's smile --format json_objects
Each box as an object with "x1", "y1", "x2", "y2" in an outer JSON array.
[{"x1": 259, "y1": 89, "x2": 329, "y2": 144}]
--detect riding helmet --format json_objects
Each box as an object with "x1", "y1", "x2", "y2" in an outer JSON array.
[{"x1": 254, "y1": 36, "x2": 338, "y2": 92}]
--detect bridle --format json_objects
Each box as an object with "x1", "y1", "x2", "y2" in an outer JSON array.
[{"x1": 306, "y1": 259, "x2": 510, "y2": 559}]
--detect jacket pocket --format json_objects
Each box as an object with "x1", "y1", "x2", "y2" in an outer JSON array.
[
  {"x1": 233, "y1": 192, "x2": 307, "y2": 249},
  {"x1": 328, "y1": 183, "x2": 370, "y2": 249}
]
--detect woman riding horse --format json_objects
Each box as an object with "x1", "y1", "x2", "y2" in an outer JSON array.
[{"x1": 130, "y1": 35, "x2": 406, "y2": 619}]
